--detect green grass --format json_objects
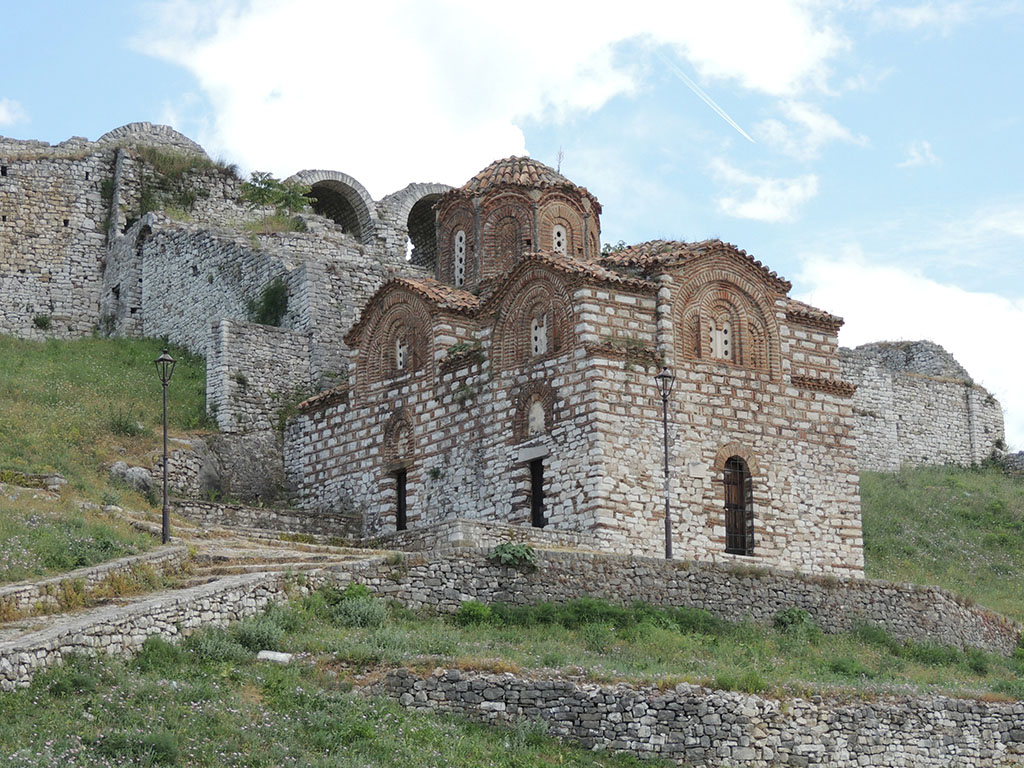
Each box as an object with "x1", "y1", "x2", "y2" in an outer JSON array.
[
  {"x1": 1, "y1": 590, "x2": 1020, "y2": 766},
  {"x1": 0, "y1": 336, "x2": 210, "y2": 499},
  {"x1": 0, "y1": 336, "x2": 211, "y2": 583},
  {"x1": 861, "y1": 464, "x2": 1024, "y2": 622},
  {"x1": 0, "y1": 496, "x2": 153, "y2": 584},
  {"x1": 0, "y1": 617, "x2": 664, "y2": 767}
]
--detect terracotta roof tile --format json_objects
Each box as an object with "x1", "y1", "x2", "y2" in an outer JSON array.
[
  {"x1": 395, "y1": 276, "x2": 482, "y2": 313},
  {"x1": 460, "y1": 156, "x2": 574, "y2": 194},
  {"x1": 785, "y1": 298, "x2": 844, "y2": 329},
  {"x1": 599, "y1": 239, "x2": 792, "y2": 293}
]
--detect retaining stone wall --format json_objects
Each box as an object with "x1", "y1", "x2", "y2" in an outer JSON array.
[
  {"x1": 0, "y1": 546, "x2": 188, "y2": 618},
  {"x1": 378, "y1": 668, "x2": 1024, "y2": 768},
  {"x1": 841, "y1": 342, "x2": 1005, "y2": 471},
  {"x1": 336, "y1": 547, "x2": 1021, "y2": 655},
  {"x1": 0, "y1": 571, "x2": 293, "y2": 691},
  {"x1": 172, "y1": 499, "x2": 360, "y2": 538}
]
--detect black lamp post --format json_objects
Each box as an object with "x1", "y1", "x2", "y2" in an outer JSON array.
[
  {"x1": 654, "y1": 366, "x2": 675, "y2": 560},
  {"x1": 154, "y1": 348, "x2": 176, "y2": 544}
]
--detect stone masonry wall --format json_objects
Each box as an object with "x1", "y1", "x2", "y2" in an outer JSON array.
[
  {"x1": 0, "y1": 137, "x2": 112, "y2": 337},
  {"x1": 0, "y1": 546, "x2": 187, "y2": 617},
  {"x1": 336, "y1": 548, "x2": 1021, "y2": 655},
  {"x1": 0, "y1": 571, "x2": 294, "y2": 691},
  {"x1": 379, "y1": 668, "x2": 1024, "y2": 768},
  {"x1": 841, "y1": 342, "x2": 1005, "y2": 471},
  {"x1": 207, "y1": 318, "x2": 312, "y2": 434}
]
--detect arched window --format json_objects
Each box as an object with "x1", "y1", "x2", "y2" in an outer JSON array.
[
  {"x1": 531, "y1": 315, "x2": 548, "y2": 356},
  {"x1": 527, "y1": 399, "x2": 546, "y2": 436},
  {"x1": 454, "y1": 230, "x2": 466, "y2": 287},
  {"x1": 709, "y1": 317, "x2": 733, "y2": 361},
  {"x1": 395, "y1": 335, "x2": 409, "y2": 371},
  {"x1": 552, "y1": 224, "x2": 567, "y2": 254},
  {"x1": 723, "y1": 456, "x2": 754, "y2": 555}
]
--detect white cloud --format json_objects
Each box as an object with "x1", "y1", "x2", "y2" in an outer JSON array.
[
  {"x1": 871, "y1": 2, "x2": 973, "y2": 35},
  {"x1": 134, "y1": 0, "x2": 847, "y2": 196},
  {"x1": 711, "y1": 159, "x2": 819, "y2": 222},
  {"x1": 796, "y1": 248, "x2": 1024, "y2": 450},
  {"x1": 897, "y1": 139, "x2": 940, "y2": 167},
  {"x1": 0, "y1": 98, "x2": 28, "y2": 127},
  {"x1": 755, "y1": 100, "x2": 868, "y2": 160}
]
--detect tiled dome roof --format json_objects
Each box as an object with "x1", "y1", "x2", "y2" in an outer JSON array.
[{"x1": 459, "y1": 156, "x2": 575, "y2": 194}]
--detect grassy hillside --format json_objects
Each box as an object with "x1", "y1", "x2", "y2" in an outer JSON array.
[
  {"x1": 0, "y1": 335, "x2": 209, "y2": 496},
  {"x1": 861, "y1": 465, "x2": 1024, "y2": 623},
  {"x1": 0, "y1": 336, "x2": 210, "y2": 583}
]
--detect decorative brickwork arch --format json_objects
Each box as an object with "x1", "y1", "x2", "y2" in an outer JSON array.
[
  {"x1": 512, "y1": 381, "x2": 558, "y2": 442},
  {"x1": 481, "y1": 200, "x2": 531, "y2": 278},
  {"x1": 491, "y1": 272, "x2": 574, "y2": 372},
  {"x1": 438, "y1": 204, "x2": 476, "y2": 287},
  {"x1": 356, "y1": 292, "x2": 433, "y2": 390},
  {"x1": 672, "y1": 268, "x2": 780, "y2": 376},
  {"x1": 539, "y1": 201, "x2": 584, "y2": 257},
  {"x1": 287, "y1": 170, "x2": 378, "y2": 245},
  {"x1": 383, "y1": 409, "x2": 415, "y2": 468}
]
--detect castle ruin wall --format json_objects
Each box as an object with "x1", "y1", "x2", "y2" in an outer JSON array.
[{"x1": 841, "y1": 342, "x2": 1005, "y2": 471}]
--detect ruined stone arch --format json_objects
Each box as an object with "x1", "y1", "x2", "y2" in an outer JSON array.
[
  {"x1": 378, "y1": 182, "x2": 452, "y2": 269},
  {"x1": 492, "y1": 271, "x2": 574, "y2": 372},
  {"x1": 512, "y1": 381, "x2": 558, "y2": 442},
  {"x1": 287, "y1": 170, "x2": 378, "y2": 245},
  {"x1": 356, "y1": 292, "x2": 434, "y2": 389}
]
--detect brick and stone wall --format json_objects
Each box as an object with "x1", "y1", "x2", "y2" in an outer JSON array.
[
  {"x1": 378, "y1": 668, "x2": 1024, "y2": 768},
  {"x1": 841, "y1": 342, "x2": 1005, "y2": 471}
]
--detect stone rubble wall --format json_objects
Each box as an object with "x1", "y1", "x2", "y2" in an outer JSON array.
[
  {"x1": 841, "y1": 342, "x2": 1005, "y2": 471},
  {"x1": 378, "y1": 668, "x2": 1024, "y2": 768},
  {"x1": 0, "y1": 546, "x2": 188, "y2": 618},
  {"x1": 0, "y1": 570, "x2": 296, "y2": 691},
  {"x1": 0, "y1": 139, "x2": 113, "y2": 337},
  {"x1": 172, "y1": 499, "x2": 361, "y2": 539},
  {"x1": 335, "y1": 547, "x2": 1021, "y2": 655},
  {"x1": 207, "y1": 318, "x2": 312, "y2": 434}
]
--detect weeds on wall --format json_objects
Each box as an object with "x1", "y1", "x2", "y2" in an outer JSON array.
[{"x1": 246, "y1": 277, "x2": 289, "y2": 327}]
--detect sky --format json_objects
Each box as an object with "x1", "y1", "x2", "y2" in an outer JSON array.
[{"x1": 2, "y1": 0, "x2": 1022, "y2": 448}]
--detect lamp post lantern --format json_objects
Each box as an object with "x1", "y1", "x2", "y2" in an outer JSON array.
[
  {"x1": 154, "y1": 348, "x2": 176, "y2": 544},
  {"x1": 654, "y1": 366, "x2": 675, "y2": 560}
]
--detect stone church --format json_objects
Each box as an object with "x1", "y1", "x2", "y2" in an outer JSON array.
[{"x1": 286, "y1": 157, "x2": 865, "y2": 577}]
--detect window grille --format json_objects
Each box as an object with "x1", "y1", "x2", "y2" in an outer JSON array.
[
  {"x1": 531, "y1": 315, "x2": 547, "y2": 356},
  {"x1": 454, "y1": 230, "x2": 466, "y2": 286},
  {"x1": 552, "y1": 224, "x2": 567, "y2": 254}
]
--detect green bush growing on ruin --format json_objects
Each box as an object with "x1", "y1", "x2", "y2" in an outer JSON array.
[{"x1": 246, "y1": 277, "x2": 288, "y2": 326}]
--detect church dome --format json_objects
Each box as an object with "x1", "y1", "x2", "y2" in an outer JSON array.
[{"x1": 434, "y1": 156, "x2": 603, "y2": 292}]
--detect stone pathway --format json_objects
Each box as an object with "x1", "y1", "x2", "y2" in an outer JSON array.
[{"x1": 0, "y1": 504, "x2": 392, "y2": 688}]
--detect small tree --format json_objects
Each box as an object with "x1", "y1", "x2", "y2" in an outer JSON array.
[{"x1": 241, "y1": 171, "x2": 313, "y2": 232}]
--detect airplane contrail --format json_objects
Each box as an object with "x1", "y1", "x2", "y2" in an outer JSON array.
[{"x1": 657, "y1": 52, "x2": 755, "y2": 144}]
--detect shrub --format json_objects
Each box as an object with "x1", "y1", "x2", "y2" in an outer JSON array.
[
  {"x1": 852, "y1": 623, "x2": 903, "y2": 655},
  {"x1": 455, "y1": 600, "x2": 492, "y2": 626},
  {"x1": 232, "y1": 615, "x2": 285, "y2": 652},
  {"x1": 773, "y1": 607, "x2": 821, "y2": 642},
  {"x1": 134, "y1": 635, "x2": 186, "y2": 673},
  {"x1": 488, "y1": 542, "x2": 538, "y2": 570},
  {"x1": 332, "y1": 596, "x2": 389, "y2": 628},
  {"x1": 108, "y1": 406, "x2": 147, "y2": 437},
  {"x1": 184, "y1": 627, "x2": 250, "y2": 663},
  {"x1": 32, "y1": 315, "x2": 51, "y2": 331},
  {"x1": 828, "y1": 656, "x2": 875, "y2": 679}
]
